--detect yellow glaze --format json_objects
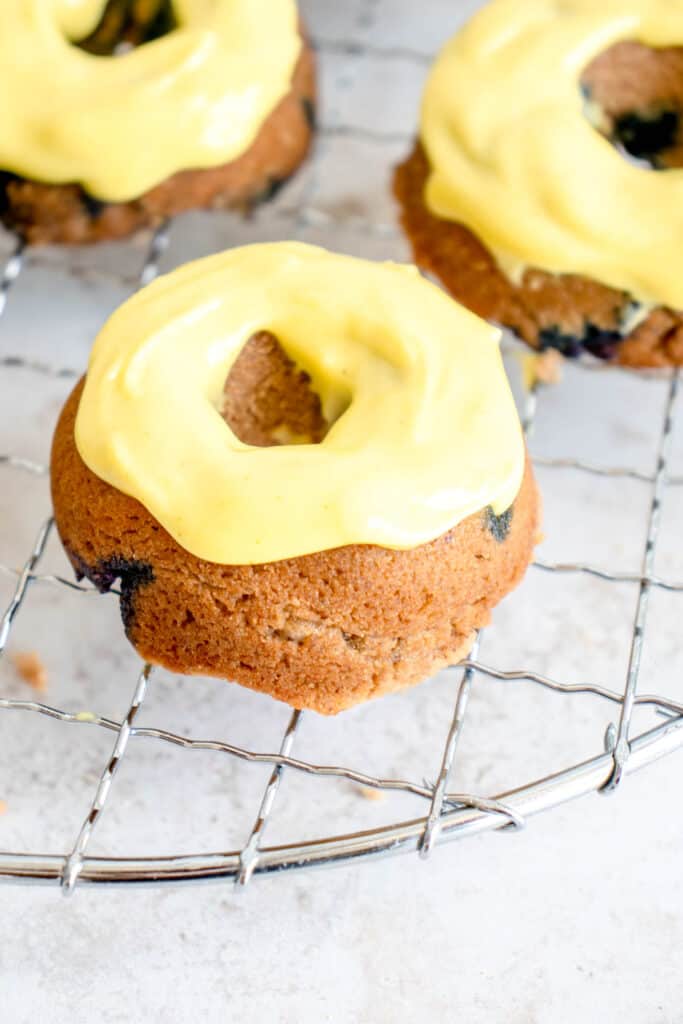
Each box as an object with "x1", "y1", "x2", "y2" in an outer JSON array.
[
  {"x1": 421, "y1": 0, "x2": 683, "y2": 310},
  {"x1": 1, "y1": 0, "x2": 300, "y2": 201},
  {"x1": 75, "y1": 243, "x2": 525, "y2": 565}
]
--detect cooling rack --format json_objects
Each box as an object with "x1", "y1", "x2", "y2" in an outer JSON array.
[{"x1": 1, "y1": 0, "x2": 683, "y2": 892}]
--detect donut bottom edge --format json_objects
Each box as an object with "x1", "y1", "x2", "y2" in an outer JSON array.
[
  {"x1": 394, "y1": 145, "x2": 683, "y2": 370},
  {"x1": 50, "y1": 379, "x2": 540, "y2": 716},
  {"x1": 0, "y1": 37, "x2": 315, "y2": 246}
]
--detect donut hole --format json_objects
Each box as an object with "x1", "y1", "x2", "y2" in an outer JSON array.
[
  {"x1": 581, "y1": 41, "x2": 683, "y2": 168},
  {"x1": 221, "y1": 332, "x2": 330, "y2": 448},
  {"x1": 76, "y1": 0, "x2": 177, "y2": 56}
]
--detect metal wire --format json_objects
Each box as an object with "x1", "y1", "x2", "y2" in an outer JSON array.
[
  {"x1": 58, "y1": 224, "x2": 171, "y2": 894},
  {"x1": 602, "y1": 372, "x2": 680, "y2": 790},
  {"x1": 2, "y1": 10, "x2": 683, "y2": 889},
  {"x1": 0, "y1": 238, "x2": 25, "y2": 318},
  {"x1": 419, "y1": 635, "x2": 506, "y2": 859},
  {"x1": 0, "y1": 518, "x2": 53, "y2": 655},
  {"x1": 236, "y1": 709, "x2": 303, "y2": 887},
  {"x1": 532, "y1": 558, "x2": 683, "y2": 593},
  {"x1": 3, "y1": 292, "x2": 679, "y2": 887},
  {"x1": 2, "y1": 221, "x2": 682, "y2": 888},
  {"x1": 60, "y1": 664, "x2": 153, "y2": 894}
]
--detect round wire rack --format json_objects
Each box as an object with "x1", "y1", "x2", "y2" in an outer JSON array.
[{"x1": 1, "y1": 0, "x2": 683, "y2": 893}]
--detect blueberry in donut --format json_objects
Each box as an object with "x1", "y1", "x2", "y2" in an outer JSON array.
[
  {"x1": 395, "y1": 0, "x2": 683, "y2": 368},
  {"x1": 51, "y1": 243, "x2": 540, "y2": 713},
  {"x1": 0, "y1": 1, "x2": 315, "y2": 244}
]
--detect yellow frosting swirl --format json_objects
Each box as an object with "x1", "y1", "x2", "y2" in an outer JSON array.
[
  {"x1": 75, "y1": 243, "x2": 525, "y2": 564},
  {"x1": 2, "y1": 0, "x2": 300, "y2": 201},
  {"x1": 421, "y1": 0, "x2": 683, "y2": 309}
]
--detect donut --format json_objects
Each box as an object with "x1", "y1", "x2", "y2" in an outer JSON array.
[
  {"x1": 0, "y1": 1, "x2": 315, "y2": 245},
  {"x1": 394, "y1": 0, "x2": 683, "y2": 368},
  {"x1": 50, "y1": 242, "x2": 540, "y2": 714}
]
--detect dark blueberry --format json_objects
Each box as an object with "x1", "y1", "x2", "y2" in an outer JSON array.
[
  {"x1": 68, "y1": 549, "x2": 153, "y2": 632},
  {"x1": 485, "y1": 506, "x2": 513, "y2": 543},
  {"x1": 80, "y1": 191, "x2": 107, "y2": 220},
  {"x1": 613, "y1": 109, "x2": 679, "y2": 165},
  {"x1": 580, "y1": 323, "x2": 623, "y2": 361},
  {"x1": 0, "y1": 172, "x2": 19, "y2": 215},
  {"x1": 301, "y1": 97, "x2": 317, "y2": 132},
  {"x1": 115, "y1": 563, "x2": 154, "y2": 631},
  {"x1": 538, "y1": 323, "x2": 622, "y2": 361},
  {"x1": 538, "y1": 327, "x2": 585, "y2": 359},
  {"x1": 257, "y1": 175, "x2": 289, "y2": 204}
]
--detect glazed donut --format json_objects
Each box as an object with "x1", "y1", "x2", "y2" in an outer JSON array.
[
  {"x1": 0, "y1": 0, "x2": 315, "y2": 244},
  {"x1": 51, "y1": 243, "x2": 540, "y2": 714},
  {"x1": 395, "y1": 0, "x2": 683, "y2": 368}
]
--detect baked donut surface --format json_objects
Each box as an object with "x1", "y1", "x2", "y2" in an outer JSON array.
[
  {"x1": 395, "y1": 144, "x2": 683, "y2": 368},
  {"x1": 395, "y1": 2, "x2": 683, "y2": 368},
  {"x1": 0, "y1": 2, "x2": 315, "y2": 244},
  {"x1": 51, "y1": 337, "x2": 540, "y2": 715}
]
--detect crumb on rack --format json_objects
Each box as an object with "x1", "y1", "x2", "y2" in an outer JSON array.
[
  {"x1": 12, "y1": 651, "x2": 48, "y2": 693},
  {"x1": 356, "y1": 785, "x2": 386, "y2": 802},
  {"x1": 522, "y1": 349, "x2": 564, "y2": 390}
]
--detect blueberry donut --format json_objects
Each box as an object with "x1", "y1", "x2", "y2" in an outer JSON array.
[
  {"x1": 0, "y1": 1, "x2": 315, "y2": 244},
  {"x1": 50, "y1": 243, "x2": 540, "y2": 714},
  {"x1": 395, "y1": 0, "x2": 683, "y2": 368}
]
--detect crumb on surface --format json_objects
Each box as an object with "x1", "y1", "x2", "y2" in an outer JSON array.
[
  {"x1": 12, "y1": 651, "x2": 48, "y2": 693},
  {"x1": 356, "y1": 785, "x2": 386, "y2": 802},
  {"x1": 0, "y1": 800, "x2": 7, "y2": 816},
  {"x1": 534, "y1": 349, "x2": 565, "y2": 385},
  {"x1": 522, "y1": 349, "x2": 564, "y2": 390}
]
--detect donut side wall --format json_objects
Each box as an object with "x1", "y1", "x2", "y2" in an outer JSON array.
[
  {"x1": 395, "y1": 40, "x2": 683, "y2": 369},
  {"x1": 0, "y1": 36, "x2": 316, "y2": 245},
  {"x1": 50, "y1": 374, "x2": 540, "y2": 715},
  {"x1": 393, "y1": 146, "x2": 683, "y2": 369}
]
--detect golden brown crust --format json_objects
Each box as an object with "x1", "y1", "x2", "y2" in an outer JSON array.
[
  {"x1": 0, "y1": 37, "x2": 315, "y2": 245},
  {"x1": 50, "y1": 335, "x2": 540, "y2": 715},
  {"x1": 394, "y1": 145, "x2": 683, "y2": 369},
  {"x1": 222, "y1": 331, "x2": 328, "y2": 447},
  {"x1": 394, "y1": 40, "x2": 683, "y2": 369}
]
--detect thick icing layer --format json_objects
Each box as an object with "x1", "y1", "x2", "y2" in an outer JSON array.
[
  {"x1": 421, "y1": 0, "x2": 683, "y2": 310},
  {"x1": 75, "y1": 242, "x2": 525, "y2": 565},
  {"x1": 2, "y1": 0, "x2": 300, "y2": 201}
]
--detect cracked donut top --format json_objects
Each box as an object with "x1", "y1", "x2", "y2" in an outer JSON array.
[
  {"x1": 2, "y1": 0, "x2": 301, "y2": 201},
  {"x1": 420, "y1": 0, "x2": 683, "y2": 311},
  {"x1": 74, "y1": 242, "x2": 525, "y2": 564}
]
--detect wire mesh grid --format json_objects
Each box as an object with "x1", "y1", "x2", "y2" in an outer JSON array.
[{"x1": 2, "y1": 0, "x2": 683, "y2": 892}]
